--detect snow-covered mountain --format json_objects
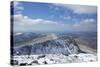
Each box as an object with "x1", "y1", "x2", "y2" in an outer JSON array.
[
  {"x1": 13, "y1": 33, "x2": 83, "y2": 55},
  {"x1": 11, "y1": 33, "x2": 97, "y2": 66}
]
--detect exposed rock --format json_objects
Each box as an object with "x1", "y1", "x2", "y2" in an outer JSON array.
[
  {"x1": 19, "y1": 63, "x2": 27, "y2": 66},
  {"x1": 30, "y1": 60, "x2": 39, "y2": 64},
  {"x1": 37, "y1": 55, "x2": 46, "y2": 59},
  {"x1": 11, "y1": 60, "x2": 18, "y2": 65},
  {"x1": 43, "y1": 61, "x2": 48, "y2": 64},
  {"x1": 50, "y1": 59, "x2": 54, "y2": 61}
]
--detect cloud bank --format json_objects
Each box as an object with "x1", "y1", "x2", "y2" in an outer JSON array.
[
  {"x1": 51, "y1": 4, "x2": 97, "y2": 14},
  {"x1": 13, "y1": 14, "x2": 97, "y2": 32}
]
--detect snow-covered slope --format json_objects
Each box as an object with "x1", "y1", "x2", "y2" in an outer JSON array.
[{"x1": 12, "y1": 53, "x2": 97, "y2": 66}]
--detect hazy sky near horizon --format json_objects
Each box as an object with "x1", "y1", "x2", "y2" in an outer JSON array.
[{"x1": 11, "y1": 1, "x2": 97, "y2": 32}]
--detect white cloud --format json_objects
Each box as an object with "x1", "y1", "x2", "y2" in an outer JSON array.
[
  {"x1": 59, "y1": 15, "x2": 72, "y2": 20},
  {"x1": 13, "y1": 14, "x2": 97, "y2": 32},
  {"x1": 74, "y1": 19, "x2": 96, "y2": 27},
  {"x1": 49, "y1": 4, "x2": 59, "y2": 11},
  {"x1": 66, "y1": 5, "x2": 97, "y2": 14},
  {"x1": 51, "y1": 4, "x2": 97, "y2": 14},
  {"x1": 13, "y1": 1, "x2": 24, "y2": 14},
  {"x1": 14, "y1": 14, "x2": 58, "y2": 26},
  {"x1": 73, "y1": 19, "x2": 97, "y2": 31},
  {"x1": 13, "y1": 14, "x2": 73, "y2": 32},
  {"x1": 13, "y1": 1, "x2": 19, "y2": 7},
  {"x1": 63, "y1": 16, "x2": 71, "y2": 20}
]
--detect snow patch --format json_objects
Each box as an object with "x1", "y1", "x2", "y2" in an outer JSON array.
[
  {"x1": 15, "y1": 33, "x2": 23, "y2": 36},
  {"x1": 12, "y1": 53, "x2": 97, "y2": 66}
]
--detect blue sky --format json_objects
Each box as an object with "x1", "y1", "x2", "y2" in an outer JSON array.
[{"x1": 12, "y1": 1, "x2": 97, "y2": 32}]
